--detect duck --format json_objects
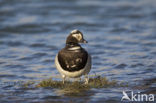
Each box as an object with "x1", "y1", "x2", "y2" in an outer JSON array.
[{"x1": 55, "y1": 29, "x2": 92, "y2": 84}]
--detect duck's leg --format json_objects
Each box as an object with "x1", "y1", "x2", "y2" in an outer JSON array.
[
  {"x1": 62, "y1": 75, "x2": 66, "y2": 84},
  {"x1": 84, "y1": 74, "x2": 89, "y2": 84},
  {"x1": 78, "y1": 77, "x2": 81, "y2": 82}
]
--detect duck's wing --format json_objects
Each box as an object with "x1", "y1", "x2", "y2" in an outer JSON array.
[{"x1": 58, "y1": 48, "x2": 88, "y2": 72}]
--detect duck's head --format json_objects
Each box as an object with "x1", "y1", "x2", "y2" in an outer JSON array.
[{"x1": 66, "y1": 29, "x2": 88, "y2": 44}]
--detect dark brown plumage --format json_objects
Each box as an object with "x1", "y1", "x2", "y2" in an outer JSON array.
[{"x1": 58, "y1": 46, "x2": 88, "y2": 72}]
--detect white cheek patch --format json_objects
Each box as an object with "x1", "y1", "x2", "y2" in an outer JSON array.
[{"x1": 72, "y1": 33, "x2": 82, "y2": 41}]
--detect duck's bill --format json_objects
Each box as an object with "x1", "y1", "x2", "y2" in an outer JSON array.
[{"x1": 81, "y1": 39, "x2": 88, "y2": 43}]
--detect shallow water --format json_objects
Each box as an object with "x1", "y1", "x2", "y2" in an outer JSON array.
[{"x1": 0, "y1": 0, "x2": 156, "y2": 102}]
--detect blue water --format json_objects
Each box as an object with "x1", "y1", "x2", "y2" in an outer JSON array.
[{"x1": 0, "y1": 0, "x2": 156, "y2": 102}]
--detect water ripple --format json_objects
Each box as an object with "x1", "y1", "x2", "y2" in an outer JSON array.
[{"x1": 0, "y1": 0, "x2": 156, "y2": 102}]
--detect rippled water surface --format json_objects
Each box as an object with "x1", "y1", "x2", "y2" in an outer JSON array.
[{"x1": 0, "y1": 0, "x2": 156, "y2": 102}]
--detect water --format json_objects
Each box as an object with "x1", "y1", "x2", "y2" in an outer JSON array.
[{"x1": 0, "y1": 0, "x2": 156, "y2": 102}]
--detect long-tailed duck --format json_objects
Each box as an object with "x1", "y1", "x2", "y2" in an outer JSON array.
[{"x1": 55, "y1": 29, "x2": 91, "y2": 84}]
